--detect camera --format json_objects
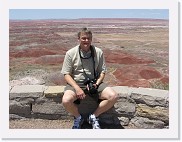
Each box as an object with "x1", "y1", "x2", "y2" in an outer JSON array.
[{"x1": 84, "y1": 78, "x2": 98, "y2": 95}]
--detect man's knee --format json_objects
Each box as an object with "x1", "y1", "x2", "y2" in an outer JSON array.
[
  {"x1": 109, "y1": 91, "x2": 118, "y2": 102},
  {"x1": 101, "y1": 87, "x2": 118, "y2": 102},
  {"x1": 62, "y1": 91, "x2": 75, "y2": 106}
]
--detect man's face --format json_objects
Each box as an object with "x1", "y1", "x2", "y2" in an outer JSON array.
[{"x1": 78, "y1": 32, "x2": 92, "y2": 49}]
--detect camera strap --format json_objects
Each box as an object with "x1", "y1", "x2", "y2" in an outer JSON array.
[
  {"x1": 79, "y1": 46, "x2": 97, "y2": 79},
  {"x1": 90, "y1": 46, "x2": 97, "y2": 78}
]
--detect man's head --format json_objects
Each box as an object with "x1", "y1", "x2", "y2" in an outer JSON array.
[{"x1": 78, "y1": 28, "x2": 92, "y2": 50}]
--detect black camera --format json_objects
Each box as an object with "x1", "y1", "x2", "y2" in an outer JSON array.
[{"x1": 84, "y1": 78, "x2": 98, "y2": 95}]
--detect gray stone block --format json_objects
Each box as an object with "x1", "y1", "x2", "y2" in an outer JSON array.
[
  {"x1": 136, "y1": 104, "x2": 169, "y2": 124},
  {"x1": 115, "y1": 101, "x2": 136, "y2": 117},
  {"x1": 131, "y1": 93, "x2": 168, "y2": 107},
  {"x1": 9, "y1": 114, "x2": 27, "y2": 120},
  {"x1": 9, "y1": 100, "x2": 31, "y2": 116},
  {"x1": 32, "y1": 102, "x2": 67, "y2": 115},
  {"x1": 131, "y1": 87, "x2": 169, "y2": 98},
  {"x1": 129, "y1": 117, "x2": 165, "y2": 129},
  {"x1": 10, "y1": 85, "x2": 46, "y2": 93},
  {"x1": 8, "y1": 85, "x2": 169, "y2": 129},
  {"x1": 10, "y1": 92, "x2": 43, "y2": 100},
  {"x1": 118, "y1": 117, "x2": 130, "y2": 126}
]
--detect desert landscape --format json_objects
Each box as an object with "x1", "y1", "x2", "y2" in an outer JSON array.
[{"x1": 9, "y1": 18, "x2": 169, "y2": 89}]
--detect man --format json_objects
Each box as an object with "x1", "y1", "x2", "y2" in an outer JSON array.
[{"x1": 61, "y1": 27, "x2": 118, "y2": 129}]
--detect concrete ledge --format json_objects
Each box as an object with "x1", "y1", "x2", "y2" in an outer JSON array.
[
  {"x1": 112, "y1": 86, "x2": 168, "y2": 98},
  {"x1": 9, "y1": 85, "x2": 169, "y2": 129},
  {"x1": 10, "y1": 85, "x2": 46, "y2": 100},
  {"x1": 10, "y1": 85, "x2": 47, "y2": 93},
  {"x1": 130, "y1": 87, "x2": 169, "y2": 98}
]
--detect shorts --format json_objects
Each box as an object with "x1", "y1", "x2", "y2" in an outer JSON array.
[{"x1": 64, "y1": 82, "x2": 108, "y2": 104}]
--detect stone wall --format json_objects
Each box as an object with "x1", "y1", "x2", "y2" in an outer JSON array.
[{"x1": 9, "y1": 85, "x2": 169, "y2": 129}]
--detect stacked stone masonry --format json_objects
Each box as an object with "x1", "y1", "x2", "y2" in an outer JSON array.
[{"x1": 9, "y1": 85, "x2": 169, "y2": 129}]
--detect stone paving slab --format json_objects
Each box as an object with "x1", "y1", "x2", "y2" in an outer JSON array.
[
  {"x1": 9, "y1": 85, "x2": 169, "y2": 99},
  {"x1": 112, "y1": 86, "x2": 168, "y2": 99},
  {"x1": 10, "y1": 85, "x2": 47, "y2": 93},
  {"x1": 112, "y1": 86, "x2": 131, "y2": 95},
  {"x1": 44, "y1": 86, "x2": 65, "y2": 97},
  {"x1": 130, "y1": 87, "x2": 169, "y2": 98}
]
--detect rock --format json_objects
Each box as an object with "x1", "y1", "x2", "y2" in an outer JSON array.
[
  {"x1": 9, "y1": 85, "x2": 169, "y2": 129},
  {"x1": 44, "y1": 86, "x2": 65, "y2": 97},
  {"x1": 16, "y1": 98, "x2": 35, "y2": 104},
  {"x1": 136, "y1": 104, "x2": 169, "y2": 124},
  {"x1": 9, "y1": 100, "x2": 31, "y2": 116},
  {"x1": 131, "y1": 93, "x2": 168, "y2": 107},
  {"x1": 10, "y1": 85, "x2": 45, "y2": 99},
  {"x1": 118, "y1": 117, "x2": 130, "y2": 126},
  {"x1": 128, "y1": 117, "x2": 165, "y2": 129},
  {"x1": 9, "y1": 114, "x2": 27, "y2": 120},
  {"x1": 32, "y1": 102, "x2": 66, "y2": 115}
]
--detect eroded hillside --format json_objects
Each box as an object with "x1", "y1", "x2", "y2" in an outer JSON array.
[{"x1": 9, "y1": 18, "x2": 169, "y2": 89}]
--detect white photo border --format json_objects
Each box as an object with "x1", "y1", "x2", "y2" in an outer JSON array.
[{"x1": 0, "y1": 0, "x2": 179, "y2": 140}]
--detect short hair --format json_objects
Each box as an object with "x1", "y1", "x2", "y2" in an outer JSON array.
[{"x1": 77, "y1": 27, "x2": 92, "y2": 38}]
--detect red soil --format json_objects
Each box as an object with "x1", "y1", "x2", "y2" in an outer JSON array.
[
  {"x1": 113, "y1": 65, "x2": 167, "y2": 88},
  {"x1": 9, "y1": 19, "x2": 169, "y2": 88},
  {"x1": 104, "y1": 50, "x2": 155, "y2": 64}
]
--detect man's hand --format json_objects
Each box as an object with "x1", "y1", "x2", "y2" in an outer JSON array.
[
  {"x1": 64, "y1": 74, "x2": 86, "y2": 100},
  {"x1": 93, "y1": 83, "x2": 98, "y2": 89},
  {"x1": 75, "y1": 87, "x2": 86, "y2": 100}
]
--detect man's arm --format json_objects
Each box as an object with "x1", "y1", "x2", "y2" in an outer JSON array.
[
  {"x1": 64, "y1": 74, "x2": 86, "y2": 100},
  {"x1": 95, "y1": 72, "x2": 105, "y2": 86},
  {"x1": 64, "y1": 74, "x2": 79, "y2": 90},
  {"x1": 95, "y1": 48, "x2": 107, "y2": 87}
]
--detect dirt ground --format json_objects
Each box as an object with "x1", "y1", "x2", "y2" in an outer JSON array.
[
  {"x1": 9, "y1": 119, "x2": 124, "y2": 129},
  {"x1": 9, "y1": 119, "x2": 73, "y2": 129}
]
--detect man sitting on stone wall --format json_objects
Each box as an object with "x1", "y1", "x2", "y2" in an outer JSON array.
[{"x1": 61, "y1": 27, "x2": 118, "y2": 129}]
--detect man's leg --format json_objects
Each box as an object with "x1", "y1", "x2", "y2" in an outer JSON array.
[
  {"x1": 88, "y1": 87, "x2": 118, "y2": 129},
  {"x1": 62, "y1": 90, "x2": 84, "y2": 129},
  {"x1": 62, "y1": 90, "x2": 80, "y2": 118},
  {"x1": 93, "y1": 87, "x2": 118, "y2": 117}
]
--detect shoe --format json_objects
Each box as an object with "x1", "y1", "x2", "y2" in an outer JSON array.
[
  {"x1": 88, "y1": 114, "x2": 101, "y2": 129},
  {"x1": 72, "y1": 115, "x2": 84, "y2": 129}
]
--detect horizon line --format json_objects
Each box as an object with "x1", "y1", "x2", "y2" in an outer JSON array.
[{"x1": 9, "y1": 17, "x2": 169, "y2": 21}]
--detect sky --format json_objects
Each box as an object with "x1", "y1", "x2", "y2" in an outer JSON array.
[{"x1": 9, "y1": 9, "x2": 169, "y2": 20}]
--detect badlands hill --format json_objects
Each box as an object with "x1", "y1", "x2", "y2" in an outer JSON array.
[{"x1": 9, "y1": 18, "x2": 169, "y2": 89}]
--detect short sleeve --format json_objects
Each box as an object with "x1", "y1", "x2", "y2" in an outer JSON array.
[
  {"x1": 61, "y1": 52, "x2": 72, "y2": 75},
  {"x1": 97, "y1": 51, "x2": 107, "y2": 74}
]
